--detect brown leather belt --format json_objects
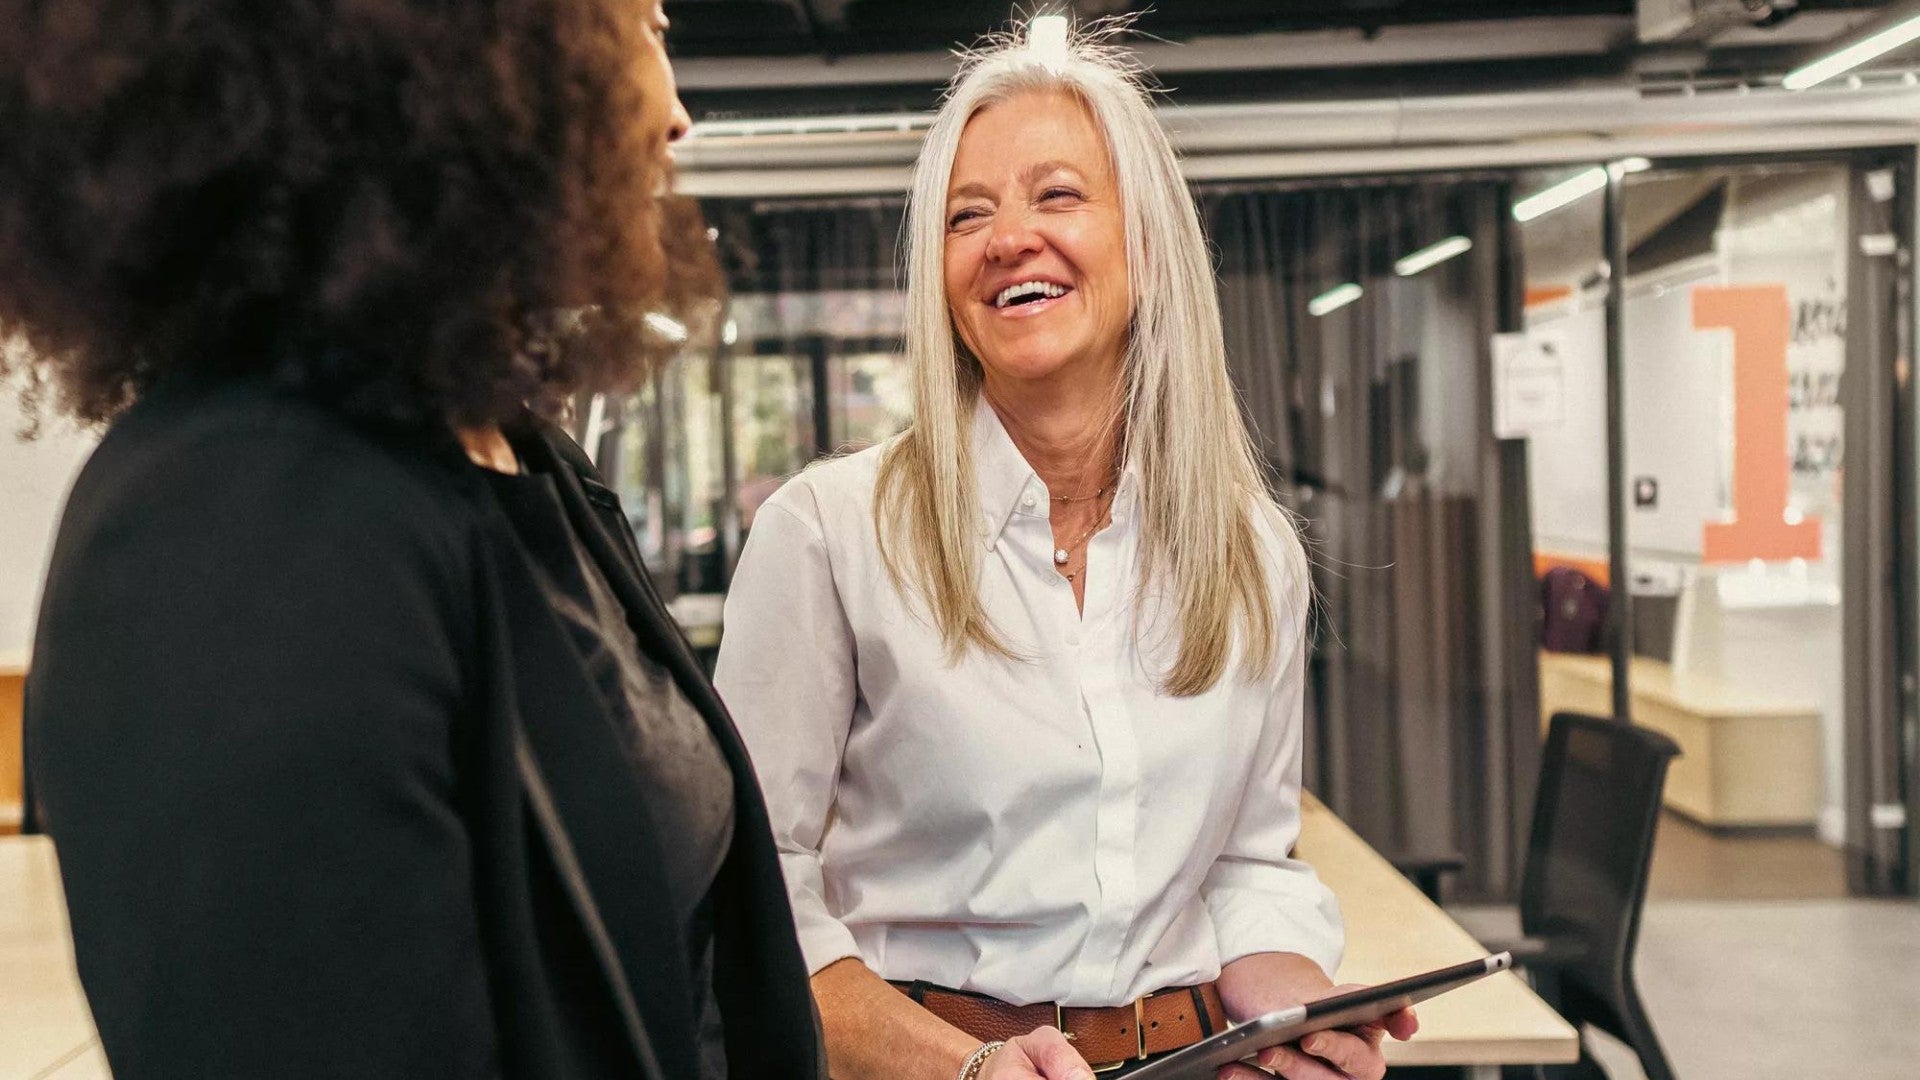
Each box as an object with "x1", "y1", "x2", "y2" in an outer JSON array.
[{"x1": 895, "y1": 981, "x2": 1229, "y2": 1072}]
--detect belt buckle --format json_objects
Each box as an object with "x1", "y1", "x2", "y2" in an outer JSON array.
[{"x1": 1072, "y1": 997, "x2": 1147, "y2": 1073}]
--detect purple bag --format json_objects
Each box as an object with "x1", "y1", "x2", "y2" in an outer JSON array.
[{"x1": 1540, "y1": 566, "x2": 1607, "y2": 654}]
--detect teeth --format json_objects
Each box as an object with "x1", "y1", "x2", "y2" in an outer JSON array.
[{"x1": 994, "y1": 281, "x2": 1068, "y2": 308}]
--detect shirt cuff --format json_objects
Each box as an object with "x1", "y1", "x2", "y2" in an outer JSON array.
[
  {"x1": 779, "y1": 852, "x2": 863, "y2": 976},
  {"x1": 1204, "y1": 883, "x2": 1346, "y2": 979}
]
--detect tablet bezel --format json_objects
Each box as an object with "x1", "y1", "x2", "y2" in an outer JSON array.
[{"x1": 1121, "y1": 952, "x2": 1514, "y2": 1080}]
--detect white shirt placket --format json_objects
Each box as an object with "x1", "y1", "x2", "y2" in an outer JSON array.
[{"x1": 1063, "y1": 504, "x2": 1141, "y2": 1004}]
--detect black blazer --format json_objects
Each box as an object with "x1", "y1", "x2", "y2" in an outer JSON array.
[{"x1": 24, "y1": 378, "x2": 822, "y2": 1080}]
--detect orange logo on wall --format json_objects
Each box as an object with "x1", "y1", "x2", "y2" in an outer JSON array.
[{"x1": 1692, "y1": 285, "x2": 1822, "y2": 563}]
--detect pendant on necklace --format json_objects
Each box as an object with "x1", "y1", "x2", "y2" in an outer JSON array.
[{"x1": 1053, "y1": 548, "x2": 1070, "y2": 565}]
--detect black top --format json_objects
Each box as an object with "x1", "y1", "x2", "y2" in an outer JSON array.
[
  {"x1": 23, "y1": 377, "x2": 824, "y2": 1080},
  {"x1": 485, "y1": 464, "x2": 733, "y2": 1080}
]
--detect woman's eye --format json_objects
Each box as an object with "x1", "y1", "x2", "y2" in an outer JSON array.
[
  {"x1": 1040, "y1": 187, "x2": 1082, "y2": 204},
  {"x1": 947, "y1": 208, "x2": 985, "y2": 229}
]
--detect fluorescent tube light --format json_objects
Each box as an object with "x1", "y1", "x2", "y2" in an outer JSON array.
[
  {"x1": 1512, "y1": 166, "x2": 1607, "y2": 223},
  {"x1": 1784, "y1": 12, "x2": 1920, "y2": 91},
  {"x1": 1394, "y1": 236, "x2": 1473, "y2": 277},
  {"x1": 1610, "y1": 156, "x2": 1653, "y2": 176},
  {"x1": 644, "y1": 312, "x2": 688, "y2": 343},
  {"x1": 1308, "y1": 283, "x2": 1363, "y2": 317}
]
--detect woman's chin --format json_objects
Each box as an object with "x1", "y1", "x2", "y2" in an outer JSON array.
[{"x1": 980, "y1": 354, "x2": 1079, "y2": 386}]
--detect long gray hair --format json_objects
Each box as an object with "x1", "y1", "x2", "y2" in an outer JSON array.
[{"x1": 874, "y1": 20, "x2": 1303, "y2": 696}]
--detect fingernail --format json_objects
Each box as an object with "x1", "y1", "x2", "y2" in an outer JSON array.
[{"x1": 1304, "y1": 1035, "x2": 1326, "y2": 1054}]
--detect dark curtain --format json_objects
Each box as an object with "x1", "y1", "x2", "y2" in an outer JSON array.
[
  {"x1": 1200, "y1": 181, "x2": 1541, "y2": 900},
  {"x1": 710, "y1": 197, "x2": 904, "y2": 297}
]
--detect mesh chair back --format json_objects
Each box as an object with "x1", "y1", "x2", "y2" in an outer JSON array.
[{"x1": 1519, "y1": 713, "x2": 1680, "y2": 992}]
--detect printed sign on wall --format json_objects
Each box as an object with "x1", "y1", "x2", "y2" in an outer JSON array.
[
  {"x1": 1787, "y1": 276, "x2": 1845, "y2": 513},
  {"x1": 1492, "y1": 328, "x2": 1567, "y2": 439}
]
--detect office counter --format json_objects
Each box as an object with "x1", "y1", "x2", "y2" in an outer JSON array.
[{"x1": 4, "y1": 802, "x2": 1577, "y2": 1079}]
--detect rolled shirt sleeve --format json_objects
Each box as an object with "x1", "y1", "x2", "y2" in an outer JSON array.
[
  {"x1": 1200, "y1": 563, "x2": 1346, "y2": 979},
  {"x1": 713, "y1": 489, "x2": 863, "y2": 975}
]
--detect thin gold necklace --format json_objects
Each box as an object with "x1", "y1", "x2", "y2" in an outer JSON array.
[
  {"x1": 1050, "y1": 481, "x2": 1113, "y2": 503},
  {"x1": 1052, "y1": 491, "x2": 1114, "y2": 578}
]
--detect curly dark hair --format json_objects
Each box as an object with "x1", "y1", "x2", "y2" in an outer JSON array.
[{"x1": 0, "y1": 0, "x2": 700, "y2": 429}]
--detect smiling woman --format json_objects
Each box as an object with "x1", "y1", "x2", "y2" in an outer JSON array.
[
  {"x1": 943, "y1": 99, "x2": 1132, "y2": 403},
  {"x1": 714, "y1": 18, "x2": 1415, "y2": 1080}
]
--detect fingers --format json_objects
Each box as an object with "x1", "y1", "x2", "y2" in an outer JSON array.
[
  {"x1": 1215, "y1": 1064, "x2": 1273, "y2": 1080},
  {"x1": 1303, "y1": 1029, "x2": 1388, "y2": 1080},
  {"x1": 1346, "y1": 1021, "x2": 1386, "y2": 1044},
  {"x1": 1383, "y1": 1006, "x2": 1420, "y2": 1041},
  {"x1": 1251, "y1": 1042, "x2": 1352, "y2": 1080},
  {"x1": 1010, "y1": 1026, "x2": 1096, "y2": 1080}
]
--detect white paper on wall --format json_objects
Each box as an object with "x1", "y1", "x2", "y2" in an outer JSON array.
[{"x1": 1492, "y1": 328, "x2": 1567, "y2": 439}]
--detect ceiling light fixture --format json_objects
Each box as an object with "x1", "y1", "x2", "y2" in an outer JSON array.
[
  {"x1": 1027, "y1": 15, "x2": 1071, "y2": 67},
  {"x1": 1513, "y1": 167, "x2": 1606, "y2": 222},
  {"x1": 1513, "y1": 158, "x2": 1651, "y2": 223},
  {"x1": 1394, "y1": 236, "x2": 1474, "y2": 277},
  {"x1": 1783, "y1": 8, "x2": 1920, "y2": 91},
  {"x1": 1308, "y1": 283, "x2": 1364, "y2": 317}
]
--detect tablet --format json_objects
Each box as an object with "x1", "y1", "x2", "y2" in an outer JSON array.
[{"x1": 1123, "y1": 953, "x2": 1513, "y2": 1080}]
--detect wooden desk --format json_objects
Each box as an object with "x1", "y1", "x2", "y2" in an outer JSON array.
[
  {"x1": 1298, "y1": 794, "x2": 1579, "y2": 1075},
  {"x1": 2, "y1": 807, "x2": 1576, "y2": 1079},
  {"x1": 1, "y1": 838, "x2": 107, "y2": 1080}
]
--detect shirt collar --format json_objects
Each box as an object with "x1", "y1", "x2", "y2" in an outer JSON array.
[
  {"x1": 971, "y1": 397, "x2": 1039, "y2": 549},
  {"x1": 970, "y1": 397, "x2": 1142, "y2": 549}
]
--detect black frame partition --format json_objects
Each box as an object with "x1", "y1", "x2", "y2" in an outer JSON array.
[
  {"x1": 1907, "y1": 146, "x2": 1920, "y2": 900},
  {"x1": 1603, "y1": 165, "x2": 1633, "y2": 724}
]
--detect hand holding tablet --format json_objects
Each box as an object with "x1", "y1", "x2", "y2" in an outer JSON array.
[{"x1": 1125, "y1": 953, "x2": 1514, "y2": 1080}]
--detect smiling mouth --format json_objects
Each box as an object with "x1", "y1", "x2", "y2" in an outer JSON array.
[{"x1": 993, "y1": 280, "x2": 1073, "y2": 310}]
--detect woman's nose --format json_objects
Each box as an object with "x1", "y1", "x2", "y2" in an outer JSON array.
[
  {"x1": 984, "y1": 215, "x2": 1042, "y2": 263},
  {"x1": 667, "y1": 97, "x2": 693, "y2": 144}
]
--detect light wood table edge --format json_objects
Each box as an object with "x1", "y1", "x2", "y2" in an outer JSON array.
[
  {"x1": 1386, "y1": 1036, "x2": 1582, "y2": 1068},
  {"x1": 1299, "y1": 792, "x2": 1580, "y2": 1068}
]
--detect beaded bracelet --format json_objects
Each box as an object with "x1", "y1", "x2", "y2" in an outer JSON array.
[{"x1": 956, "y1": 1040, "x2": 1007, "y2": 1080}]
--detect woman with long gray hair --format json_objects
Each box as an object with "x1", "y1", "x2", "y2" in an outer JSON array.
[{"x1": 716, "y1": 21, "x2": 1415, "y2": 1080}]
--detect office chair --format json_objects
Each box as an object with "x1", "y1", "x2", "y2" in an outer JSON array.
[{"x1": 1404, "y1": 713, "x2": 1682, "y2": 1080}]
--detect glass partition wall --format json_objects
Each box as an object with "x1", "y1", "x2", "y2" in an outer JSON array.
[
  {"x1": 598, "y1": 156, "x2": 1913, "y2": 900},
  {"x1": 1198, "y1": 180, "x2": 1539, "y2": 900},
  {"x1": 1522, "y1": 153, "x2": 1914, "y2": 898}
]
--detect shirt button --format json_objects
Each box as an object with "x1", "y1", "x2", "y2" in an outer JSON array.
[{"x1": 1021, "y1": 493, "x2": 1037, "y2": 509}]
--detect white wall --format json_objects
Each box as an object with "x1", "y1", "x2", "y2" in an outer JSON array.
[{"x1": 0, "y1": 370, "x2": 97, "y2": 663}]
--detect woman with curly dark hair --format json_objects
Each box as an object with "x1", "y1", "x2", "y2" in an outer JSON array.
[{"x1": 1, "y1": 3, "x2": 822, "y2": 1079}]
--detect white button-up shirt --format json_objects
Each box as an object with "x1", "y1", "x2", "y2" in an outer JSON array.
[{"x1": 715, "y1": 403, "x2": 1342, "y2": 1008}]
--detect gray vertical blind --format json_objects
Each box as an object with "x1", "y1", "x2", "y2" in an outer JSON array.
[{"x1": 1200, "y1": 181, "x2": 1540, "y2": 900}]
